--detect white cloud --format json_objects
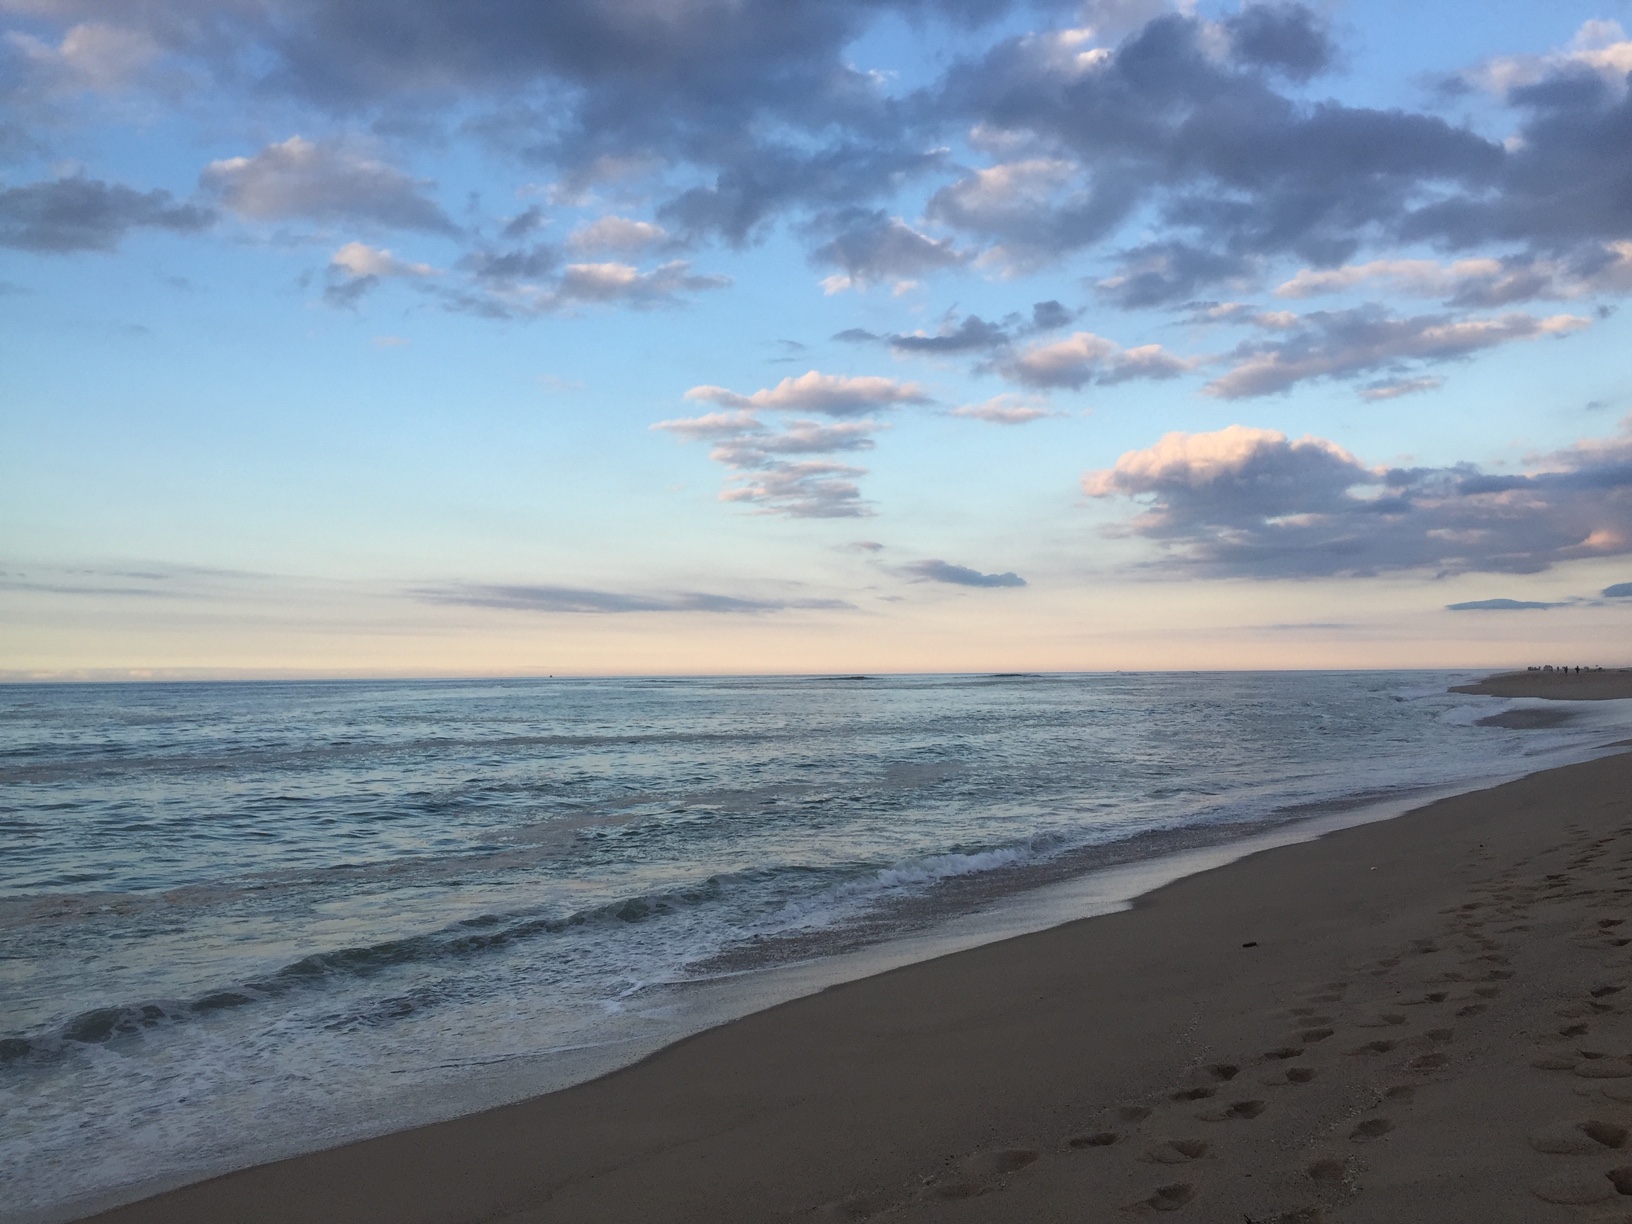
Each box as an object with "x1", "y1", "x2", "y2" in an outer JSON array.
[
  {"x1": 330, "y1": 241, "x2": 433, "y2": 278},
  {"x1": 656, "y1": 375, "x2": 919, "y2": 516},
  {"x1": 948, "y1": 395, "x2": 1058, "y2": 424},
  {"x1": 565, "y1": 215, "x2": 668, "y2": 253},
  {"x1": 1274, "y1": 248, "x2": 1632, "y2": 306},
  {"x1": 998, "y1": 331, "x2": 1192, "y2": 389},
  {"x1": 7, "y1": 22, "x2": 158, "y2": 91},
  {"x1": 557, "y1": 260, "x2": 726, "y2": 304},
  {"x1": 1472, "y1": 20, "x2": 1632, "y2": 95},
  {"x1": 201, "y1": 137, "x2": 454, "y2": 232},
  {"x1": 685, "y1": 370, "x2": 929, "y2": 417}
]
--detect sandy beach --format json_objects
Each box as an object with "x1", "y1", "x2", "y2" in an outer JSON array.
[{"x1": 59, "y1": 681, "x2": 1632, "y2": 1222}]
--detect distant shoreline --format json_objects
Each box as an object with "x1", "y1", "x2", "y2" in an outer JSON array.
[{"x1": 1450, "y1": 669, "x2": 1632, "y2": 701}]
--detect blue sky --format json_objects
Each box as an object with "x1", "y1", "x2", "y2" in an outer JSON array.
[{"x1": 3, "y1": 0, "x2": 1631, "y2": 677}]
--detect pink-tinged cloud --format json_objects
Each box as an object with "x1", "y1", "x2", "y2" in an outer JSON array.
[
  {"x1": 686, "y1": 370, "x2": 929, "y2": 418},
  {"x1": 998, "y1": 331, "x2": 1192, "y2": 389},
  {"x1": 1082, "y1": 419, "x2": 1632, "y2": 577}
]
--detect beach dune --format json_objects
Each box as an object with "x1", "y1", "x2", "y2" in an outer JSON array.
[{"x1": 76, "y1": 739, "x2": 1632, "y2": 1223}]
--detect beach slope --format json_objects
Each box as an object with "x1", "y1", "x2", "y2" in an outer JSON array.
[
  {"x1": 78, "y1": 750, "x2": 1632, "y2": 1224},
  {"x1": 1452, "y1": 669, "x2": 1632, "y2": 700}
]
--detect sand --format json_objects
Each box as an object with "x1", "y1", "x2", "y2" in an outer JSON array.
[
  {"x1": 1453, "y1": 669, "x2": 1632, "y2": 701},
  {"x1": 76, "y1": 744, "x2": 1632, "y2": 1222}
]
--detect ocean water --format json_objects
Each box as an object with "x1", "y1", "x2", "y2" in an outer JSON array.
[{"x1": 3, "y1": 671, "x2": 1630, "y2": 1219}]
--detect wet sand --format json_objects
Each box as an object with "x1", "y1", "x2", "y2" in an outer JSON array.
[{"x1": 76, "y1": 749, "x2": 1632, "y2": 1223}]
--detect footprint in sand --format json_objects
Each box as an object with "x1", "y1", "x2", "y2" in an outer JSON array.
[
  {"x1": 1139, "y1": 1138, "x2": 1211, "y2": 1164},
  {"x1": 1531, "y1": 1171, "x2": 1620, "y2": 1205},
  {"x1": 1307, "y1": 1158, "x2": 1347, "y2": 1184},
  {"x1": 1575, "y1": 1055, "x2": 1632, "y2": 1080},
  {"x1": 1069, "y1": 1131, "x2": 1121, "y2": 1149},
  {"x1": 1171, "y1": 1086, "x2": 1216, "y2": 1101},
  {"x1": 1347, "y1": 1039, "x2": 1397, "y2": 1056},
  {"x1": 1130, "y1": 1182, "x2": 1195, "y2": 1213},
  {"x1": 1528, "y1": 1120, "x2": 1629, "y2": 1154},
  {"x1": 1349, "y1": 1118, "x2": 1394, "y2": 1142},
  {"x1": 1286, "y1": 1068, "x2": 1317, "y2": 1084},
  {"x1": 1262, "y1": 1046, "x2": 1305, "y2": 1061},
  {"x1": 1297, "y1": 1027, "x2": 1335, "y2": 1043},
  {"x1": 1120, "y1": 1105, "x2": 1154, "y2": 1122},
  {"x1": 1198, "y1": 1099, "x2": 1266, "y2": 1122},
  {"x1": 926, "y1": 1149, "x2": 1039, "y2": 1199}
]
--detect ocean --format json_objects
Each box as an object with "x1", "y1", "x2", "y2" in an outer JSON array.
[{"x1": 3, "y1": 671, "x2": 1629, "y2": 1220}]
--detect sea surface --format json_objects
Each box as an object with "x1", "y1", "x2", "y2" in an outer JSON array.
[{"x1": 3, "y1": 672, "x2": 1630, "y2": 1219}]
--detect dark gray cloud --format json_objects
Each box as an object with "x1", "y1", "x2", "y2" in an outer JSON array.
[
  {"x1": 810, "y1": 208, "x2": 966, "y2": 288},
  {"x1": 0, "y1": 176, "x2": 213, "y2": 252},
  {"x1": 421, "y1": 583, "x2": 852, "y2": 614},
  {"x1": 903, "y1": 559, "x2": 1027, "y2": 587},
  {"x1": 839, "y1": 301, "x2": 1075, "y2": 356},
  {"x1": 1206, "y1": 305, "x2": 1591, "y2": 398},
  {"x1": 930, "y1": 10, "x2": 1502, "y2": 288},
  {"x1": 12, "y1": 0, "x2": 1632, "y2": 338},
  {"x1": 1446, "y1": 598, "x2": 1562, "y2": 611},
  {"x1": 889, "y1": 314, "x2": 1011, "y2": 353},
  {"x1": 1083, "y1": 419, "x2": 1632, "y2": 578},
  {"x1": 1605, "y1": 582, "x2": 1632, "y2": 598},
  {"x1": 1224, "y1": 2, "x2": 1335, "y2": 81}
]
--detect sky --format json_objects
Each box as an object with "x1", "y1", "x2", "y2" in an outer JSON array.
[{"x1": 3, "y1": 0, "x2": 1632, "y2": 678}]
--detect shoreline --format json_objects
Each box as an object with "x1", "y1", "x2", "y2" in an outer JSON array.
[{"x1": 63, "y1": 713, "x2": 1632, "y2": 1222}]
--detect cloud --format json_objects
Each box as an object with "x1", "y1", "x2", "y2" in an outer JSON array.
[
  {"x1": 998, "y1": 330, "x2": 1192, "y2": 389},
  {"x1": 888, "y1": 314, "x2": 1011, "y2": 354},
  {"x1": 557, "y1": 260, "x2": 729, "y2": 304},
  {"x1": 1446, "y1": 598, "x2": 1562, "y2": 611},
  {"x1": 565, "y1": 215, "x2": 668, "y2": 253},
  {"x1": 930, "y1": 11, "x2": 1500, "y2": 287},
  {"x1": 1604, "y1": 582, "x2": 1632, "y2": 598},
  {"x1": 653, "y1": 405, "x2": 887, "y2": 518},
  {"x1": 1466, "y1": 20, "x2": 1632, "y2": 98},
  {"x1": 949, "y1": 394, "x2": 1057, "y2": 424},
  {"x1": 811, "y1": 210, "x2": 966, "y2": 292},
  {"x1": 1356, "y1": 375, "x2": 1443, "y2": 402},
  {"x1": 0, "y1": 176, "x2": 212, "y2": 252},
  {"x1": 1205, "y1": 307, "x2": 1590, "y2": 399},
  {"x1": 685, "y1": 370, "x2": 929, "y2": 417},
  {"x1": 657, "y1": 369, "x2": 927, "y2": 516},
  {"x1": 443, "y1": 249, "x2": 729, "y2": 315},
  {"x1": 1224, "y1": 1, "x2": 1334, "y2": 81},
  {"x1": 902, "y1": 559, "x2": 1027, "y2": 587},
  {"x1": 422, "y1": 583, "x2": 852, "y2": 614},
  {"x1": 1082, "y1": 418, "x2": 1632, "y2": 577},
  {"x1": 201, "y1": 137, "x2": 455, "y2": 232},
  {"x1": 330, "y1": 241, "x2": 433, "y2": 278},
  {"x1": 323, "y1": 240, "x2": 435, "y2": 306},
  {"x1": 6, "y1": 22, "x2": 161, "y2": 93},
  {"x1": 1273, "y1": 250, "x2": 1632, "y2": 307}
]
